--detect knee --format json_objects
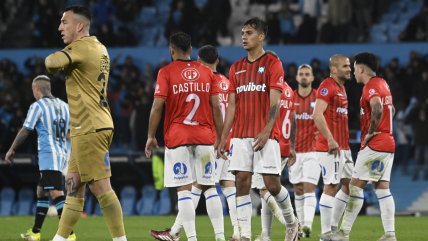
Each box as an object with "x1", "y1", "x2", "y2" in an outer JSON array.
[{"x1": 36, "y1": 186, "x2": 49, "y2": 198}]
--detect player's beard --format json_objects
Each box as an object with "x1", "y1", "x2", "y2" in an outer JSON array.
[{"x1": 299, "y1": 82, "x2": 310, "y2": 88}]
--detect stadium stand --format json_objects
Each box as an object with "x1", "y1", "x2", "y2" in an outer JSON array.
[
  {"x1": 120, "y1": 186, "x2": 137, "y2": 215},
  {"x1": 0, "y1": 187, "x2": 15, "y2": 215},
  {"x1": 13, "y1": 188, "x2": 34, "y2": 215}
]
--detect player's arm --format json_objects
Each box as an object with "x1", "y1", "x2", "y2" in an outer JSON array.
[
  {"x1": 4, "y1": 128, "x2": 31, "y2": 164},
  {"x1": 145, "y1": 98, "x2": 165, "y2": 158},
  {"x1": 217, "y1": 92, "x2": 236, "y2": 159},
  {"x1": 288, "y1": 112, "x2": 297, "y2": 166},
  {"x1": 210, "y1": 94, "x2": 224, "y2": 149},
  {"x1": 45, "y1": 51, "x2": 72, "y2": 73},
  {"x1": 313, "y1": 99, "x2": 339, "y2": 157},
  {"x1": 363, "y1": 96, "x2": 383, "y2": 146},
  {"x1": 253, "y1": 89, "x2": 281, "y2": 151}
]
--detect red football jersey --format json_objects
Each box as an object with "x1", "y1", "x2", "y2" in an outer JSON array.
[
  {"x1": 154, "y1": 60, "x2": 220, "y2": 148},
  {"x1": 229, "y1": 52, "x2": 284, "y2": 139},
  {"x1": 276, "y1": 83, "x2": 294, "y2": 157},
  {"x1": 213, "y1": 72, "x2": 233, "y2": 151},
  {"x1": 294, "y1": 88, "x2": 317, "y2": 153},
  {"x1": 360, "y1": 77, "x2": 395, "y2": 152},
  {"x1": 315, "y1": 77, "x2": 350, "y2": 151}
]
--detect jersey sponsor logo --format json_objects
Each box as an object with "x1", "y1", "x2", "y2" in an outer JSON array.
[
  {"x1": 181, "y1": 68, "x2": 200, "y2": 81},
  {"x1": 295, "y1": 112, "x2": 313, "y2": 120},
  {"x1": 235, "y1": 70, "x2": 246, "y2": 75},
  {"x1": 236, "y1": 82, "x2": 267, "y2": 94},
  {"x1": 258, "y1": 66, "x2": 265, "y2": 74},
  {"x1": 173, "y1": 162, "x2": 188, "y2": 180},
  {"x1": 320, "y1": 88, "x2": 328, "y2": 96},
  {"x1": 369, "y1": 89, "x2": 376, "y2": 96},
  {"x1": 336, "y1": 107, "x2": 348, "y2": 114},
  {"x1": 172, "y1": 82, "x2": 210, "y2": 94}
]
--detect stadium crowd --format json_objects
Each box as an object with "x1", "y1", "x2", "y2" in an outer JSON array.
[
  {"x1": 0, "y1": 51, "x2": 427, "y2": 179},
  {"x1": 1, "y1": 0, "x2": 428, "y2": 48}
]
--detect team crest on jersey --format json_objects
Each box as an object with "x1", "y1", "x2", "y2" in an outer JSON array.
[
  {"x1": 369, "y1": 88, "x2": 376, "y2": 96},
  {"x1": 258, "y1": 66, "x2": 265, "y2": 74},
  {"x1": 284, "y1": 89, "x2": 291, "y2": 98},
  {"x1": 320, "y1": 88, "x2": 328, "y2": 96},
  {"x1": 278, "y1": 76, "x2": 284, "y2": 84},
  {"x1": 219, "y1": 80, "x2": 229, "y2": 91},
  {"x1": 181, "y1": 68, "x2": 200, "y2": 81}
]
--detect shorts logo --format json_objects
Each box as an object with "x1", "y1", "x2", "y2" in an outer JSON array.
[
  {"x1": 228, "y1": 144, "x2": 234, "y2": 157},
  {"x1": 104, "y1": 152, "x2": 110, "y2": 166},
  {"x1": 173, "y1": 162, "x2": 187, "y2": 175},
  {"x1": 320, "y1": 88, "x2": 328, "y2": 96},
  {"x1": 371, "y1": 160, "x2": 384, "y2": 173},
  {"x1": 205, "y1": 162, "x2": 213, "y2": 174},
  {"x1": 321, "y1": 165, "x2": 326, "y2": 177}
]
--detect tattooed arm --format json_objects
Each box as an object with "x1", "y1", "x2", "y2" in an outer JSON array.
[
  {"x1": 253, "y1": 89, "x2": 281, "y2": 151},
  {"x1": 363, "y1": 96, "x2": 383, "y2": 146},
  {"x1": 5, "y1": 128, "x2": 31, "y2": 164}
]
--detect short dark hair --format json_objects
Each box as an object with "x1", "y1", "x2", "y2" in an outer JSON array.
[
  {"x1": 65, "y1": 5, "x2": 91, "y2": 21},
  {"x1": 198, "y1": 45, "x2": 218, "y2": 64},
  {"x1": 170, "y1": 32, "x2": 191, "y2": 52},
  {"x1": 243, "y1": 17, "x2": 268, "y2": 36},
  {"x1": 354, "y1": 52, "x2": 379, "y2": 72}
]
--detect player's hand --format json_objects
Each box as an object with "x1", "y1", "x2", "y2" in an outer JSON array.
[
  {"x1": 216, "y1": 138, "x2": 228, "y2": 160},
  {"x1": 4, "y1": 149, "x2": 15, "y2": 165},
  {"x1": 253, "y1": 129, "x2": 270, "y2": 152},
  {"x1": 145, "y1": 137, "x2": 159, "y2": 158},
  {"x1": 327, "y1": 138, "x2": 340, "y2": 158},
  {"x1": 287, "y1": 148, "x2": 296, "y2": 167},
  {"x1": 362, "y1": 132, "x2": 379, "y2": 147}
]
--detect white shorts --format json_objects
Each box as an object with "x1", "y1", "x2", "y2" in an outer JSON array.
[
  {"x1": 164, "y1": 145, "x2": 215, "y2": 187},
  {"x1": 289, "y1": 152, "x2": 321, "y2": 185},
  {"x1": 252, "y1": 157, "x2": 288, "y2": 189},
  {"x1": 229, "y1": 138, "x2": 282, "y2": 175},
  {"x1": 215, "y1": 157, "x2": 235, "y2": 183},
  {"x1": 353, "y1": 147, "x2": 394, "y2": 182},
  {"x1": 318, "y1": 150, "x2": 354, "y2": 185}
]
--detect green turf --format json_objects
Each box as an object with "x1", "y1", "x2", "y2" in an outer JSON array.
[{"x1": 0, "y1": 215, "x2": 426, "y2": 240}]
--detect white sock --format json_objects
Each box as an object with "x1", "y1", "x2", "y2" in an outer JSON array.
[
  {"x1": 236, "y1": 195, "x2": 252, "y2": 239},
  {"x1": 340, "y1": 185, "x2": 364, "y2": 234},
  {"x1": 263, "y1": 192, "x2": 286, "y2": 225},
  {"x1": 222, "y1": 186, "x2": 239, "y2": 235},
  {"x1": 204, "y1": 188, "x2": 225, "y2": 240},
  {"x1": 303, "y1": 192, "x2": 317, "y2": 228},
  {"x1": 260, "y1": 197, "x2": 273, "y2": 236},
  {"x1": 112, "y1": 236, "x2": 127, "y2": 241},
  {"x1": 294, "y1": 194, "x2": 304, "y2": 225},
  {"x1": 177, "y1": 190, "x2": 196, "y2": 239},
  {"x1": 332, "y1": 189, "x2": 349, "y2": 229},
  {"x1": 273, "y1": 186, "x2": 296, "y2": 225},
  {"x1": 52, "y1": 235, "x2": 67, "y2": 241},
  {"x1": 375, "y1": 189, "x2": 396, "y2": 236},
  {"x1": 319, "y1": 193, "x2": 335, "y2": 234},
  {"x1": 170, "y1": 186, "x2": 202, "y2": 235}
]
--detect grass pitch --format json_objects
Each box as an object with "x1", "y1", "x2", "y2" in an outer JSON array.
[{"x1": 0, "y1": 215, "x2": 426, "y2": 240}]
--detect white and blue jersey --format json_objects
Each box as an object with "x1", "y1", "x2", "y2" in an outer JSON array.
[{"x1": 23, "y1": 97, "x2": 70, "y2": 172}]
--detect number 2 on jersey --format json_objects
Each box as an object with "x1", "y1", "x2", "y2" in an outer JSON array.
[{"x1": 183, "y1": 94, "x2": 200, "y2": 125}]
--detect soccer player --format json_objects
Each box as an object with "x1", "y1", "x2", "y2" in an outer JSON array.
[
  {"x1": 45, "y1": 6, "x2": 127, "y2": 241},
  {"x1": 254, "y1": 63, "x2": 295, "y2": 241},
  {"x1": 150, "y1": 44, "x2": 228, "y2": 241},
  {"x1": 145, "y1": 33, "x2": 224, "y2": 241},
  {"x1": 290, "y1": 64, "x2": 319, "y2": 238},
  {"x1": 330, "y1": 52, "x2": 397, "y2": 241},
  {"x1": 313, "y1": 55, "x2": 353, "y2": 240},
  {"x1": 5, "y1": 75, "x2": 75, "y2": 241},
  {"x1": 217, "y1": 17, "x2": 299, "y2": 241}
]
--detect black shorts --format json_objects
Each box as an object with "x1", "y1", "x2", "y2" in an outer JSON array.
[{"x1": 38, "y1": 170, "x2": 64, "y2": 191}]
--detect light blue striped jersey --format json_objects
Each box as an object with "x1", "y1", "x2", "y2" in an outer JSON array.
[{"x1": 23, "y1": 97, "x2": 70, "y2": 172}]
